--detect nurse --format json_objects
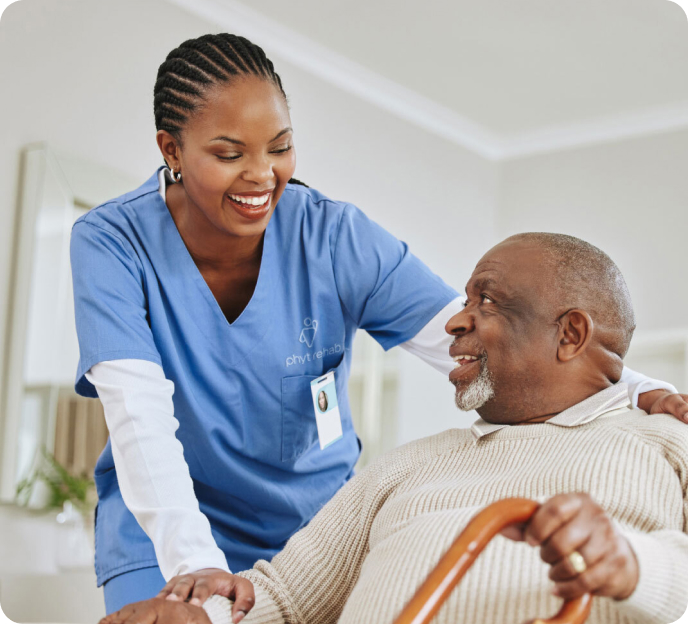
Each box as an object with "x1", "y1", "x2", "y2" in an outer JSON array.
[{"x1": 71, "y1": 33, "x2": 685, "y2": 621}]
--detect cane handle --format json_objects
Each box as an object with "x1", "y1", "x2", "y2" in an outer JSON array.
[{"x1": 392, "y1": 498, "x2": 593, "y2": 624}]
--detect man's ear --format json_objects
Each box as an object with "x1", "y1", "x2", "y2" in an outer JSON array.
[
  {"x1": 557, "y1": 309, "x2": 594, "y2": 363},
  {"x1": 156, "y1": 130, "x2": 181, "y2": 171}
]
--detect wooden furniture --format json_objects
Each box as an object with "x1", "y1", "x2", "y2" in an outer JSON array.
[{"x1": 392, "y1": 498, "x2": 593, "y2": 624}]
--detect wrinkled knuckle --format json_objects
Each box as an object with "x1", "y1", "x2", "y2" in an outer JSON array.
[
  {"x1": 542, "y1": 504, "x2": 566, "y2": 524},
  {"x1": 547, "y1": 539, "x2": 568, "y2": 561}
]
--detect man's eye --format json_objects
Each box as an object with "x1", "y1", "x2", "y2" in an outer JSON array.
[{"x1": 481, "y1": 294, "x2": 494, "y2": 304}]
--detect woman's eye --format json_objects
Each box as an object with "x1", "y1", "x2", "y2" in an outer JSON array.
[
  {"x1": 217, "y1": 154, "x2": 241, "y2": 161},
  {"x1": 271, "y1": 145, "x2": 293, "y2": 154}
]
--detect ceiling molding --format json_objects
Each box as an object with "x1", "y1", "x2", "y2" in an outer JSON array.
[
  {"x1": 167, "y1": 0, "x2": 688, "y2": 161},
  {"x1": 498, "y1": 101, "x2": 688, "y2": 160}
]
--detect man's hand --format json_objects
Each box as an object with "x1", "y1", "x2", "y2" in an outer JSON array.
[
  {"x1": 638, "y1": 389, "x2": 688, "y2": 422},
  {"x1": 99, "y1": 598, "x2": 211, "y2": 624},
  {"x1": 157, "y1": 568, "x2": 255, "y2": 623},
  {"x1": 501, "y1": 493, "x2": 639, "y2": 601}
]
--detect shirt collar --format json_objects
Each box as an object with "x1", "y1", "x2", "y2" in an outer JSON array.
[{"x1": 470, "y1": 383, "x2": 631, "y2": 440}]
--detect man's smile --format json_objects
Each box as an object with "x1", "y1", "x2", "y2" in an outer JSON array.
[
  {"x1": 449, "y1": 358, "x2": 480, "y2": 383},
  {"x1": 453, "y1": 354, "x2": 479, "y2": 367}
]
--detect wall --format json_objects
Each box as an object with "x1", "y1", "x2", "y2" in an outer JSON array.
[
  {"x1": 0, "y1": 0, "x2": 498, "y2": 449},
  {"x1": 497, "y1": 129, "x2": 688, "y2": 335}
]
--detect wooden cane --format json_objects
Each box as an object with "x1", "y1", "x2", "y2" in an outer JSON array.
[{"x1": 392, "y1": 498, "x2": 593, "y2": 624}]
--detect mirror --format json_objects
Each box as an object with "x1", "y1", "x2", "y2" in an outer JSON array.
[{"x1": 0, "y1": 144, "x2": 139, "y2": 502}]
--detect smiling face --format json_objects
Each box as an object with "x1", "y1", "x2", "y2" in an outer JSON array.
[
  {"x1": 446, "y1": 239, "x2": 563, "y2": 423},
  {"x1": 158, "y1": 75, "x2": 296, "y2": 238}
]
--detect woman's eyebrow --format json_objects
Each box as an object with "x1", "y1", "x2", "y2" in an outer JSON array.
[
  {"x1": 210, "y1": 135, "x2": 245, "y2": 146},
  {"x1": 269, "y1": 127, "x2": 293, "y2": 142},
  {"x1": 209, "y1": 127, "x2": 293, "y2": 146}
]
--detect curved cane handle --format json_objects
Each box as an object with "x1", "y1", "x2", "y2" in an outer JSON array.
[{"x1": 392, "y1": 498, "x2": 593, "y2": 624}]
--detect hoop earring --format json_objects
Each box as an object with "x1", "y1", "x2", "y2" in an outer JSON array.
[{"x1": 171, "y1": 169, "x2": 182, "y2": 183}]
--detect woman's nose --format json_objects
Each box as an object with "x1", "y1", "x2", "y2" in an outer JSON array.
[{"x1": 243, "y1": 155, "x2": 273, "y2": 185}]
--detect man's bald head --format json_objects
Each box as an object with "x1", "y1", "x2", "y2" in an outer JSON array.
[{"x1": 507, "y1": 232, "x2": 636, "y2": 357}]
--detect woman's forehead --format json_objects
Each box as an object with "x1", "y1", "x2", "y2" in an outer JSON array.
[{"x1": 189, "y1": 77, "x2": 291, "y2": 140}]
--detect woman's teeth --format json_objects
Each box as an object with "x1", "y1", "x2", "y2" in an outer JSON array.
[
  {"x1": 228, "y1": 193, "x2": 270, "y2": 207},
  {"x1": 453, "y1": 354, "x2": 479, "y2": 369}
]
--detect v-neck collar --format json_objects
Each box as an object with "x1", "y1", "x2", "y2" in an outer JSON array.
[{"x1": 147, "y1": 168, "x2": 277, "y2": 361}]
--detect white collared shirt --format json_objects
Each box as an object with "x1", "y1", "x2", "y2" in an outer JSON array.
[{"x1": 471, "y1": 383, "x2": 632, "y2": 440}]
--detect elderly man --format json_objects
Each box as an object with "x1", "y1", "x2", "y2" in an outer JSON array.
[{"x1": 104, "y1": 233, "x2": 688, "y2": 624}]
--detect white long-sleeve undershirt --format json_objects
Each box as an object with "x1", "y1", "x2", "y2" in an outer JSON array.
[
  {"x1": 86, "y1": 296, "x2": 677, "y2": 581},
  {"x1": 86, "y1": 362, "x2": 230, "y2": 581}
]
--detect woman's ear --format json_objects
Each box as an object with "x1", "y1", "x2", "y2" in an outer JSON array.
[
  {"x1": 557, "y1": 309, "x2": 594, "y2": 362},
  {"x1": 156, "y1": 130, "x2": 181, "y2": 171}
]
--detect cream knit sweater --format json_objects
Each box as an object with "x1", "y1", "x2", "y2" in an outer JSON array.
[{"x1": 204, "y1": 407, "x2": 688, "y2": 624}]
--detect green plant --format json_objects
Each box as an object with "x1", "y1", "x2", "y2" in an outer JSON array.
[{"x1": 16, "y1": 449, "x2": 95, "y2": 514}]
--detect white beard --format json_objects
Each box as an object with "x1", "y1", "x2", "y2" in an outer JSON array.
[{"x1": 453, "y1": 355, "x2": 495, "y2": 411}]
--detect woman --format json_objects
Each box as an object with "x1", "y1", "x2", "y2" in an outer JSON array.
[
  {"x1": 317, "y1": 391, "x2": 328, "y2": 413},
  {"x1": 71, "y1": 33, "x2": 684, "y2": 622}
]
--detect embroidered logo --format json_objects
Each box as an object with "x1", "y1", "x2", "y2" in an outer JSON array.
[{"x1": 299, "y1": 318, "x2": 318, "y2": 348}]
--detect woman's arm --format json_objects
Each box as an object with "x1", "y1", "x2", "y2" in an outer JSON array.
[
  {"x1": 398, "y1": 296, "x2": 464, "y2": 374},
  {"x1": 87, "y1": 359, "x2": 231, "y2": 580}
]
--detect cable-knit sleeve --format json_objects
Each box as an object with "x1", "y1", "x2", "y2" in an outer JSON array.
[{"x1": 203, "y1": 439, "x2": 439, "y2": 624}]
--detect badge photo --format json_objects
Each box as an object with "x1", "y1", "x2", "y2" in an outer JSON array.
[{"x1": 310, "y1": 371, "x2": 343, "y2": 450}]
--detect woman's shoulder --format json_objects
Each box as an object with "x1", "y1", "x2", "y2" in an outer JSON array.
[
  {"x1": 280, "y1": 183, "x2": 357, "y2": 217},
  {"x1": 73, "y1": 170, "x2": 162, "y2": 242},
  {"x1": 279, "y1": 183, "x2": 378, "y2": 241}
]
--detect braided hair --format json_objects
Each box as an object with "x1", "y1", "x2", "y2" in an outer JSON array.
[{"x1": 154, "y1": 33, "x2": 307, "y2": 186}]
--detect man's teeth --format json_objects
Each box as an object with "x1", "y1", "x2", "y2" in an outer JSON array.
[
  {"x1": 228, "y1": 193, "x2": 270, "y2": 206},
  {"x1": 453, "y1": 355, "x2": 479, "y2": 369}
]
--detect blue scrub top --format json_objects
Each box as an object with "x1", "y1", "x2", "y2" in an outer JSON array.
[{"x1": 71, "y1": 168, "x2": 458, "y2": 585}]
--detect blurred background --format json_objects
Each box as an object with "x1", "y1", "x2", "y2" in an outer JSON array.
[{"x1": 0, "y1": 0, "x2": 687, "y2": 621}]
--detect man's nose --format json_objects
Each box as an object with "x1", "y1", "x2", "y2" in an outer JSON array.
[{"x1": 445, "y1": 307, "x2": 474, "y2": 336}]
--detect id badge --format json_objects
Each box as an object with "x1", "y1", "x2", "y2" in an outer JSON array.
[{"x1": 310, "y1": 371, "x2": 343, "y2": 450}]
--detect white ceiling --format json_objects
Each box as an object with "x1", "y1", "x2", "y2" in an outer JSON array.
[
  {"x1": 244, "y1": 0, "x2": 688, "y2": 132},
  {"x1": 170, "y1": 0, "x2": 688, "y2": 158}
]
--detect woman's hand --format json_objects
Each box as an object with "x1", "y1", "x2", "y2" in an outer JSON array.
[
  {"x1": 638, "y1": 389, "x2": 688, "y2": 422},
  {"x1": 502, "y1": 493, "x2": 639, "y2": 601},
  {"x1": 99, "y1": 598, "x2": 211, "y2": 624},
  {"x1": 157, "y1": 568, "x2": 255, "y2": 622}
]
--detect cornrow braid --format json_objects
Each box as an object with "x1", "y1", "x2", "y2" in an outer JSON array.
[
  {"x1": 154, "y1": 33, "x2": 306, "y2": 186},
  {"x1": 154, "y1": 33, "x2": 285, "y2": 139}
]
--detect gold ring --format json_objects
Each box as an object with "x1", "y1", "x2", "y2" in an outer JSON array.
[{"x1": 568, "y1": 550, "x2": 587, "y2": 574}]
